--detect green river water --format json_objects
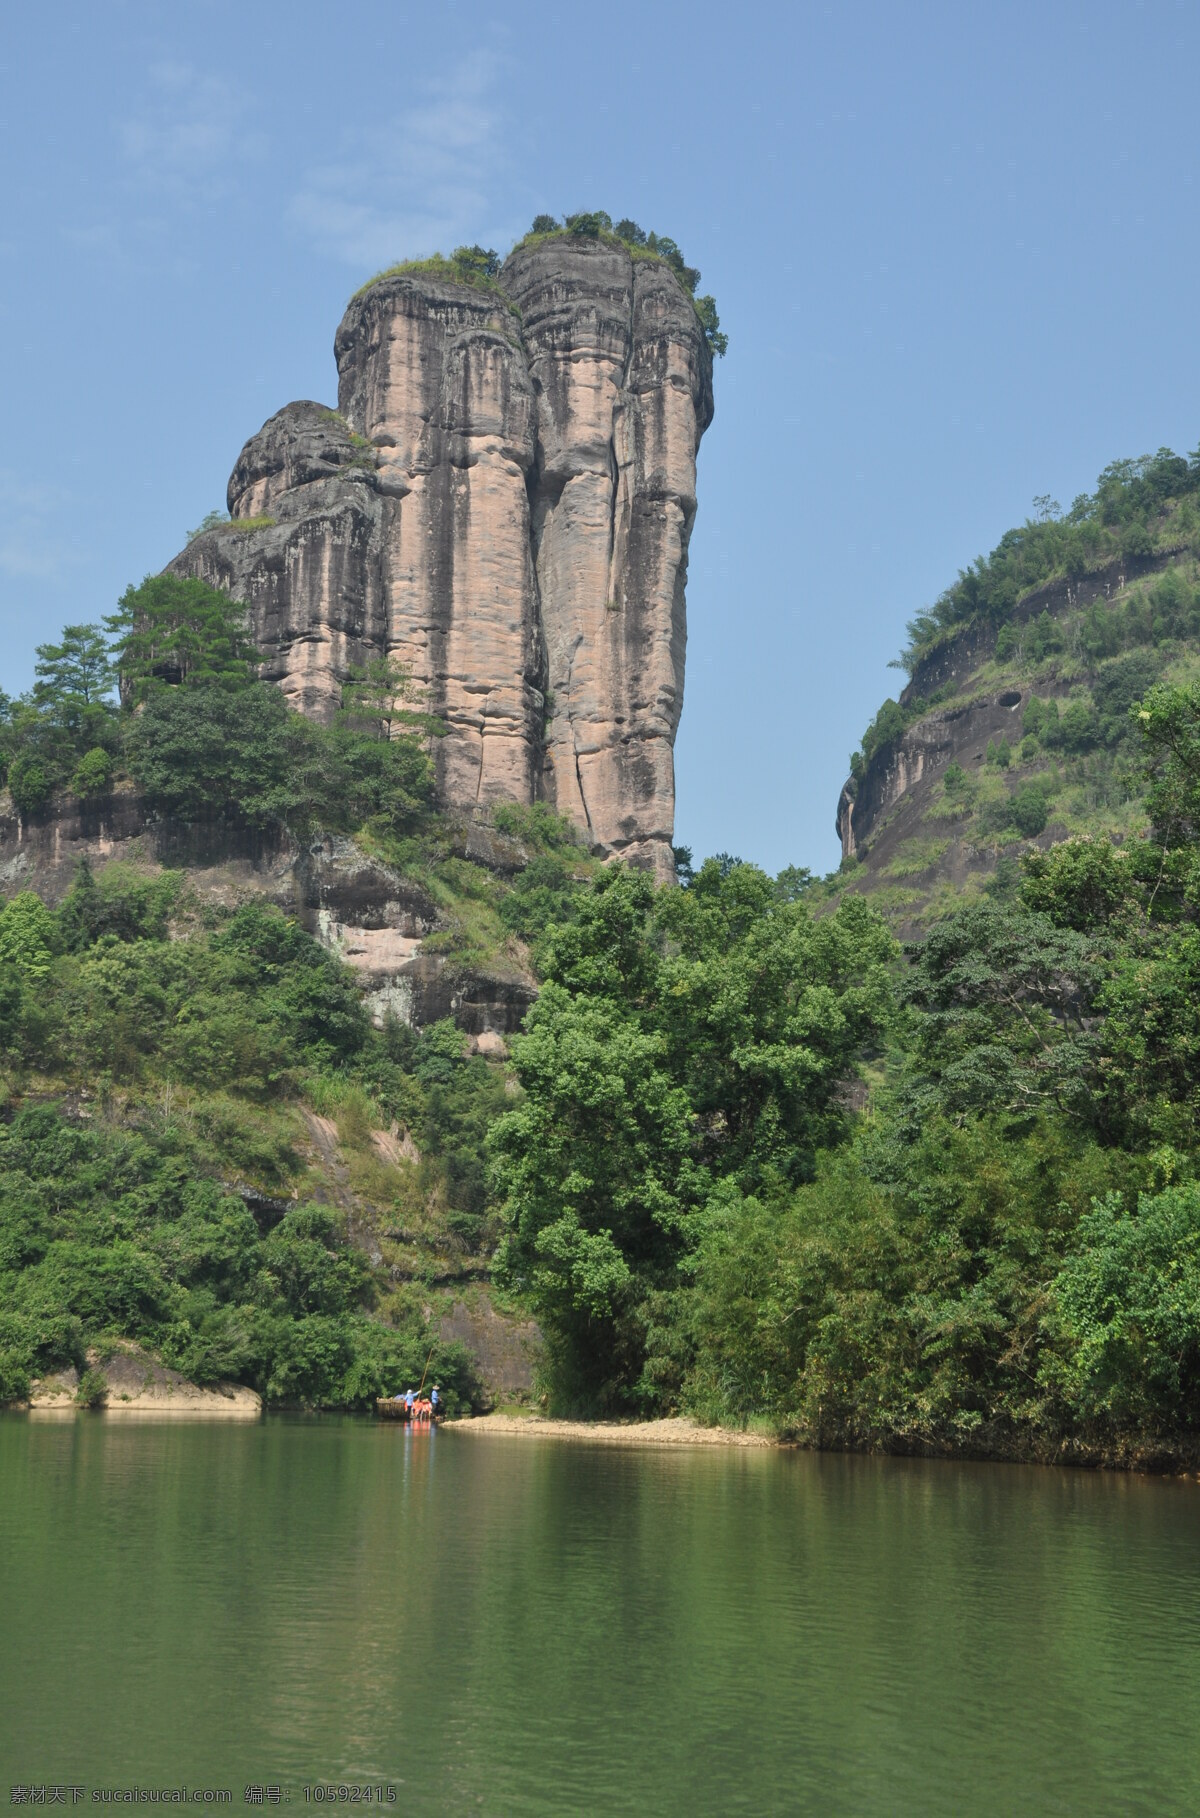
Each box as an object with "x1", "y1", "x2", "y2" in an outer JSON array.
[{"x1": 1, "y1": 1416, "x2": 1197, "y2": 1815}]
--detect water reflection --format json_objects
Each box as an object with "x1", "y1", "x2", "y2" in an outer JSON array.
[{"x1": 1, "y1": 1418, "x2": 1197, "y2": 1815}]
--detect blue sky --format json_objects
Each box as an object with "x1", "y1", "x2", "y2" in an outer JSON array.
[{"x1": 3, "y1": 0, "x2": 1199, "y2": 874}]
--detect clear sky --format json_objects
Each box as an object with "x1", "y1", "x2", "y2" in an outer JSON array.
[{"x1": 3, "y1": 1, "x2": 1199, "y2": 875}]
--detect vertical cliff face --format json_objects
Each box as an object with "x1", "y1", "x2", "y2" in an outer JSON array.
[
  {"x1": 504, "y1": 240, "x2": 713, "y2": 872},
  {"x1": 169, "y1": 237, "x2": 713, "y2": 875},
  {"x1": 334, "y1": 276, "x2": 543, "y2": 810}
]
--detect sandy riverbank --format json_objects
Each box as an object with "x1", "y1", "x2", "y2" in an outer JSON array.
[{"x1": 442, "y1": 1412, "x2": 774, "y2": 1448}]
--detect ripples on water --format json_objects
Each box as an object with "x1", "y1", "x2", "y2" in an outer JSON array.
[{"x1": 1, "y1": 1417, "x2": 1197, "y2": 1815}]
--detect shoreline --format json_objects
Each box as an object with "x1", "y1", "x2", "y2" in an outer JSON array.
[
  {"x1": 440, "y1": 1414, "x2": 1200, "y2": 1473},
  {"x1": 442, "y1": 1412, "x2": 775, "y2": 1448}
]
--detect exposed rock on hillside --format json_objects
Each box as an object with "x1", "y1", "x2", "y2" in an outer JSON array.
[
  {"x1": 170, "y1": 239, "x2": 713, "y2": 879},
  {"x1": 837, "y1": 550, "x2": 1180, "y2": 863},
  {"x1": 502, "y1": 241, "x2": 713, "y2": 872},
  {"x1": 28, "y1": 1342, "x2": 261, "y2": 1416},
  {"x1": 833, "y1": 546, "x2": 1199, "y2": 931},
  {"x1": 180, "y1": 402, "x2": 388, "y2": 721},
  {"x1": 0, "y1": 796, "x2": 536, "y2": 1036},
  {"x1": 837, "y1": 688, "x2": 1026, "y2": 862}
]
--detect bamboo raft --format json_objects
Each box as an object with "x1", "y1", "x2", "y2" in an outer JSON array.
[{"x1": 376, "y1": 1397, "x2": 441, "y2": 1423}]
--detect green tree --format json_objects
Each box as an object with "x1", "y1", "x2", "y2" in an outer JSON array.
[
  {"x1": 451, "y1": 244, "x2": 500, "y2": 280},
  {"x1": 693, "y1": 295, "x2": 728, "y2": 357},
  {"x1": 902, "y1": 901, "x2": 1099, "y2": 1118},
  {"x1": 1048, "y1": 1183, "x2": 1200, "y2": 1433},
  {"x1": 943, "y1": 760, "x2": 973, "y2": 803},
  {"x1": 1138, "y1": 680, "x2": 1200, "y2": 849},
  {"x1": 1020, "y1": 837, "x2": 1139, "y2": 933},
  {"x1": 187, "y1": 509, "x2": 230, "y2": 540},
  {"x1": 33, "y1": 624, "x2": 115, "y2": 727},
  {"x1": 1010, "y1": 782, "x2": 1050, "y2": 837},
  {"x1": 491, "y1": 983, "x2": 706, "y2": 1409},
  {"x1": 125, "y1": 680, "x2": 299, "y2": 824},
  {"x1": 655, "y1": 862, "x2": 896, "y2": 1187},
  {"x1": 70, "y1": 747, "x2": 113, "y2": 799},
  {"x1": 565, "y1": 211, "x2": 612, "y2": 237},
  {"x1": 338, "y1": 656, "x2": 422, "y2": 740},
  {"x1": 107, "y1": 575, "x2": 259, "y2": 701},
  {"x1": 490, "y1": 863, "x2": 894, "y2": 1408},
  {"x1": 1096, "y1": 928, "x2": 1200, "y2": 1147},
  {"x1": 7, "y1": 751, "x2": 54, "y2": 815},
  {"x1": 330, "y1": 658, "x2": 435, "y2": 834},
  {"x1": 0, "y1": 892, "x2": 61, "y2": 982}
]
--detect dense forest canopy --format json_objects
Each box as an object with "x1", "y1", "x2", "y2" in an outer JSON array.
[
  {"x1": 1, "y1": 576, "x2": 437, "y2": 837},
  {"x1": 481, "y1": 680, "x2": 1200, "y2": 1457},
  {"x1": 0, "y1": 873, "x2": 505, "y2": 1410}
]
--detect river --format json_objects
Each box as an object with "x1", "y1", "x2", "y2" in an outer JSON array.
[{"x1": 1, "y1": 1416, "x2": 1197, "y2": 1814}]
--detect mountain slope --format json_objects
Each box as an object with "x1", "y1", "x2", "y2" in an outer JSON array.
[{"x1": 833, "y1": 451, "x2": 1200, "y2": 928}]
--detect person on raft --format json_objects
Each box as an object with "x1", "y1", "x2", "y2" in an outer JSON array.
[{"x1": 430, "y1": 1386, "x2": 441, "y2": 1418}]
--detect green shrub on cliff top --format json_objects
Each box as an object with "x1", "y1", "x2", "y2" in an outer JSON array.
[
  {"x1": 518, "y1": 213, "x2": 727, "y2": 356},
  {"x1": 351, "y1": 247, "x2": 516, "y2": 309},
  {"x1": 355, "y1": 217, "x2": 727, "y2": 357}
]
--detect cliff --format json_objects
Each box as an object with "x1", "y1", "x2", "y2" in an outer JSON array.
[
  {"x1": 837, "y1": 547, "x2": 1182, "y2": 865},
  {"x1": 170, "y1": 237, "x2": 714, "y2": 879},
  {"x1": 0, "y1": 788, "x2": 540, "y2": 1038},
  {"x1": 832, "y1": 540, "x2": 1200, "y2": 932}
]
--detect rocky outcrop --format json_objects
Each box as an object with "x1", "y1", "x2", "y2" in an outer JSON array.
[
  {"x1": 177, "y1": 403, "x2": 388, "y2": 721},
  {"x1": 28, "y1": 1343, "x2": 261, "y2": 1417},
  {"x1": 334, "y1": 277, "x2": 543, "y2": 812},
  {"x1": 0, "y1": 797, "x2": 535, "y2": 1036},
  {"x1": 837, "y1": 690, "x2": 1026, "y2": 860},
  {"x1": 502, "y1": 241, "x2": 713, "y2": 871},
  {"x1": 169, "y1": 238, "x2": 713, "y2": 878},
  {"x1": 837, "y1": 545, "x2": 1188, "y2": 862},
  {"x1": 437, "y1": 1294, "x2": 541, "y2": 1401}
]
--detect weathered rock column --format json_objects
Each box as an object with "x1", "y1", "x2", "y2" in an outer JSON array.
[
  {"x1": 170, "y1": 400, "x2": 388, "y2": 719},
  {"x1": 168, "y1": 237, "x2": 713, "y2": 873},
  {"x1": 335, "y1": 277, "x2": 543, "y2": 809},
  {"x1": 503, "y1": 239, "x2": 712, "y2": 878}
]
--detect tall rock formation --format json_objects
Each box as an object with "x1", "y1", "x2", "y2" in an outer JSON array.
[{"x1": 170, "y1": 237, "x2": 713, "y2": 877}]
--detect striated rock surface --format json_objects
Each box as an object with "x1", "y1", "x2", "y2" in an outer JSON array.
[
  {"x1": 169, "y1": 239, "x2": 713, "y2": 877},
  {"x1": 503, "y1": 241, "x2": 712, "y2": 873},
  {"x1": 175, "y1": 401, "x2": 387, "y2": 720},
  {"x1": 837, "y1": 690, "x2": 1027, "y2": 862},
  {"x1": 335, "y1": 276, "x2": 543, "y2": 811}
]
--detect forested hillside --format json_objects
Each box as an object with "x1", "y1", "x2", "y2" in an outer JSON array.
[
  {"x1": 836, "y1": 449, "x2": 1200, "y2": 929},
  {"x1": 0, "y1": 579, "x2": 591, "y2": 1411},
  {"x1": 5, "y1": 520, "x2": 1200, "y2": 1468},
  {"x1": 487, "y1": 677, "x2": 1200, "y2": 1465}
]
